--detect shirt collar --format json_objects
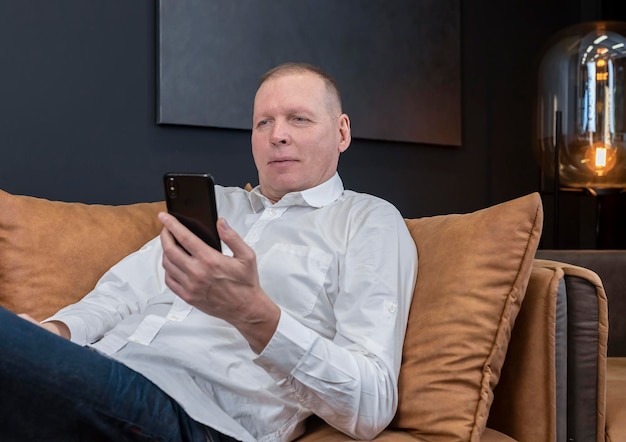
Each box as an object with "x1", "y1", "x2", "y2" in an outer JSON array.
[{"x1": 247, "y1": 173, "x2": 344, "y2": 211}]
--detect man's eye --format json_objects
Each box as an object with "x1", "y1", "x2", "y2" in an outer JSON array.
[{"x1": 256, "y1": 120, "x2": 269, "y2": 128}]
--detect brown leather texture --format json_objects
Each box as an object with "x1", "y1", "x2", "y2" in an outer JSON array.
[
  {"x1": 534, "y1": 260, "x2": 608, "y2": 441},
  {"x1": 535, "y1": 249, "x2": 626, "y2": 357},
  {"x1": 6, "y1": 190, "x2": 612, "y2": 442},
  {"x1": 297, "y1": 418, "x2": 516, "y2": 442},
  {"x1": 606, "y1": 357, "x2": 626, "y2": 442},
  {"x1": 487, "y1": 265, "x2": 560, "y2": 442},
  {"x1": 394, "y1": 193, "x2": 543, "y2": 441},
  {"x1": 0, "y1": 189, "x2": 164, "y2": 320}
]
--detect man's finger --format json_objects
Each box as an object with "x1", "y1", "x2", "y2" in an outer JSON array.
[
  {"x1": 158, "y1": 212, "x2": 207, "y2": 257},
  {"x1": 216, "y1": 218, "x2": 253, "y2": 261}
]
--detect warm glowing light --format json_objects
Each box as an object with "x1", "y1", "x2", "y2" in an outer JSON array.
[
  {"x1": 583, "y1": 144, "x2": 617, "y2": 176},
  {"x1": 535, "y1": 22, "x2": 626, "y2": 191},
  {"x1": 595, "y1": 146, "x2": 607, "y2": 167}
]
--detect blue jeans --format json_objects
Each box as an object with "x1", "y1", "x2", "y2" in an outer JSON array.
[{"x1": 0, "y1": 307, "x2": 237, "y2": 442}]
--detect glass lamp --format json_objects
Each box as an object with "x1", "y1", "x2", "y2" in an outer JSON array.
[{"x1": 535, "y1": 21, "x2": 626, "y2": 195}]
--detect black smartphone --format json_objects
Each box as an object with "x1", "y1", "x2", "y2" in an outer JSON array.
[{"x1": 163, "y1": 173, "x2": 221, "y2": 252}]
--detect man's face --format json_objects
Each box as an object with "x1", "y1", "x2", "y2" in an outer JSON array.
[{"x1": 251, "y1": 72, "x2": 351, "y2": 203}]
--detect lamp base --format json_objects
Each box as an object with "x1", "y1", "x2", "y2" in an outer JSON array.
[{"x1": 540, "y1": 189, "x2": 626, "y2": 249}]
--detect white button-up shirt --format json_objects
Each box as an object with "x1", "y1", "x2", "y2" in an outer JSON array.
[{"x1": 49, "y1": 173, "x2": 418, "y2": 441}]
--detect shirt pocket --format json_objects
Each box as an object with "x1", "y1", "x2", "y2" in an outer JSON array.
[
  {"x1": 144, "y1": 292, "x2": 177, "y2": 308},
  {"x1": 258, "y1": 243, "x2": 332, "y2": 318}
]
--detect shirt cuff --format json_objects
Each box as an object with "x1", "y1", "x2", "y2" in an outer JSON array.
[
  {"x1": 254, "y1": 308, "x2": 316, "y2": 381},
  {"x1": 42, "y1": 313, "x2": 90, "y2": 346}
]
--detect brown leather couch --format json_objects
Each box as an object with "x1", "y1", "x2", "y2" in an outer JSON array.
[
  {"x1": 0, "y1": 189, "x2": 616, "y2": 441},
  {"x1": 534, "y1": 249, "x2": 626, "y2": 442}
]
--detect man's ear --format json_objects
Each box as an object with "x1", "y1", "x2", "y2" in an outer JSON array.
[{"x1": 338, "y1": 114, "x2": 351, "y2": 153}]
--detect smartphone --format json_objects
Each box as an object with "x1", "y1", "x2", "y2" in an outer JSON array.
[{"x1": 163, "y1": 173, "x2": 221, "y2": 252}]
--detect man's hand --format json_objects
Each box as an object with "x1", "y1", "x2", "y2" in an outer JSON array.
[
  {"x1": 18, "y1": 314, "x2": 71, "y2": 339},
  {"x1": 159, "y1": 212, "x2": 281, "y2": 353}
]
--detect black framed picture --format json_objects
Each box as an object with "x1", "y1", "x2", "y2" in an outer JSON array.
[{"x1": 157, "y1": 0, "x2": 461, "y2": 146}]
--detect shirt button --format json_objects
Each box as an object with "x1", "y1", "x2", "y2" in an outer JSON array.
[{"x1": 386, "y1": 303, "x2": 397, "y2": 313}]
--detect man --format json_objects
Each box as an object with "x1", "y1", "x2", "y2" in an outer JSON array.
[{"x1": 0, "y1": 63, "x2": 417, "y2": 441}]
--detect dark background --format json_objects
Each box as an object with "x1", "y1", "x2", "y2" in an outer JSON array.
[
  {"x1": 0, "y1": 0, "x2": 624, "y2": 248},
  {"x1": 158, "y1": 0, "x2": 462, "y2": 146}
]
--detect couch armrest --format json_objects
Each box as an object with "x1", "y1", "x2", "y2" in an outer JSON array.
[
  {"x1": 488, "y1": 260, "x2": 608, "y2": 442},
  {"x1": 535, "y1": 249, "x2": 626, "y2": 357},
  {"x1": 606, "y1": 357, "x2": 626, "y2": 441},
  {"x1": 298, "y1": 260, "x2": 577, "y2": 442}
]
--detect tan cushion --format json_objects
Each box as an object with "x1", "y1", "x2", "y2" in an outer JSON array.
[
  {"x1": 296, "y1": 420, "x2": 516, "y2": 442},
  {"x1": 606, "y1": 357, "x2": 626, "y2": 442},
  {"x1": 296, "y1": 426, "x2": 516, "y2": 442},
  {"x1": 393, "y1": 193, "x2": 543, "y2": 441},
  {"x1": 0, "y1": 189, "x2": 165, "y2": 321},
  {"x1": 487, "y1": 264, "x2": 560, "y2": 441}
]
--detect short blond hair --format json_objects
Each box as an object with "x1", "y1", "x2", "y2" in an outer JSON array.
[{"x1": 259, "y1": 62, "x2": 343, "y2": 114}]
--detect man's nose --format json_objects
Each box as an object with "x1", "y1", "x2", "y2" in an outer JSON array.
[{"x1": 270, "y1": 121, "x2": 290, "y2": 145}]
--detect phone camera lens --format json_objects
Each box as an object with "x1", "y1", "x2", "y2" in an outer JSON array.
[{"x1": 167, "y1": 178, "x2": 178, "y2": 198}]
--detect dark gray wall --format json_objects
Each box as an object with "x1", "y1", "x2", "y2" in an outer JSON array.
[
  {"x1": 158, "y1": 0, "x2": 462, "y2": 147},
  {"x1": 0, "y1": 0, "x2": 618, "y2": 226}
]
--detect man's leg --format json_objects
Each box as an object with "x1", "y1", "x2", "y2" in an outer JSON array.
[{"x1": 0, "y1": 307, "x2": 218, "y2": 442}]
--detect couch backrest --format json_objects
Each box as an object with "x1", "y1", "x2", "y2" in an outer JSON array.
[
  {"x1": 0, "y1": 189, "x2": 164, "y2": 320},
  {"x1": 0, "y1": 189, "x2": 546, "y2": 441}
]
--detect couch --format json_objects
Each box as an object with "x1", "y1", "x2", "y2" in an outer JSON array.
[
  {"x1": 534, "y1": 249, "x2": 626, "y2": 442},
  {"x1": 0, "y1": 189, "x2": 614, "y2": 441}
]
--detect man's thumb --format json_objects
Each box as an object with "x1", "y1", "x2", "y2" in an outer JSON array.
[{"x1": 216, "y1": 218, "x2": 246, "y2": 256}]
